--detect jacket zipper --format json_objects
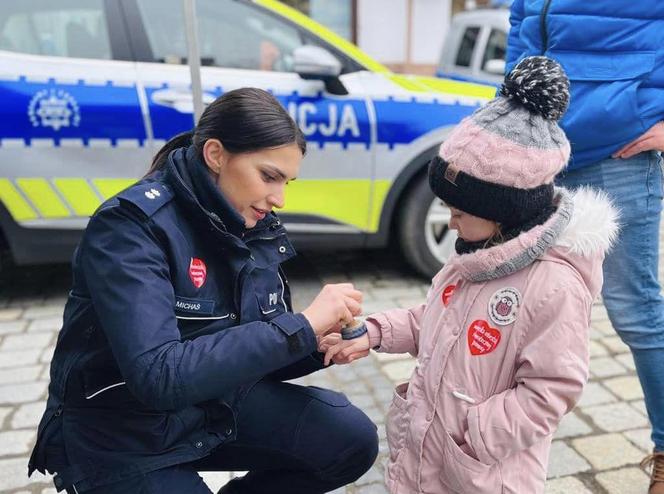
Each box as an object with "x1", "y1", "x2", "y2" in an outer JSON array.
[{"x1": 540, "y1": 0, "x2": 553, "y2": 53}]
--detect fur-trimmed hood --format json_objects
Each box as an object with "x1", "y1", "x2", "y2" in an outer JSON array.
[{"x1": 446, "y1": 187, "x2": 619, "y2": 297}]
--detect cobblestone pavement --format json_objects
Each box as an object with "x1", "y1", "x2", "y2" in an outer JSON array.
[{"x1": 0, "y1": 247, "x2": 656, "y2": 493}]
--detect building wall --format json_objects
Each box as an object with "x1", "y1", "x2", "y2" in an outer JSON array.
[{"x1": 356, "y1": 0, "x2": 451, "y2": 75}]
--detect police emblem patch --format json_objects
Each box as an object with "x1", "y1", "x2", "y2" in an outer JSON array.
[
  {"x1": 28, "y1": 89, "x2": 80, "y2": 131},
  {"x1": 488, "y1": 287, "x2": 521, "y2": 326},
  {"x1": 189, "y1": 258, "x2": 207, "y2": 289}
]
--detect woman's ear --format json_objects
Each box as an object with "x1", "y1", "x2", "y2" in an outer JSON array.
[{"x1": 202, "y1": 139, "x2": 226, "y2": 175}]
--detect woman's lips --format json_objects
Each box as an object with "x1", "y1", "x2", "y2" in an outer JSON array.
[{"x1": 251, "y1": 206, "x2": 267, "y2": 220}]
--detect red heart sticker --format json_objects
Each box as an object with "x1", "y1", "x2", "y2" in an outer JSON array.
[
  {"x1": 189, "y1": 257, "x2": 207, "y2": 289},
  {"x1": 442, "y1": 284, "x2": 456, "y2": 307},
  {"x1": 467, "y1": 320, "x2": 501, "y2": 356}
]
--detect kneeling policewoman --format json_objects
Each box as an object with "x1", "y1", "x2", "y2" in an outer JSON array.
[{"x1": 28, "y1": 88, "x2": 378, "y2": 493}]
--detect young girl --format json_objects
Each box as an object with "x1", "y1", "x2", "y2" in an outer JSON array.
[{"x1": 322, "y1": 57, "x2": 619, "y2": 494}]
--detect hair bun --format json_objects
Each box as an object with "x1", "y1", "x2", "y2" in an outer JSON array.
[{"x1": 499, "y1": 56, "x2": 570, "y2": 121}]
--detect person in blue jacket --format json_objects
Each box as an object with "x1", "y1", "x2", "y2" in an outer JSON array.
[
  {"x1": 506, "y1": 2, "x2": 664, "y2": 492},
  {"x1": 28, "y1": 87, "x2": 378, "y2": 493}
]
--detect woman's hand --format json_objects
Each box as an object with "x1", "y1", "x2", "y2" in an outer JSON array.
[
  {"x1": 613, "y1": 121, "x2": 664, "y2": 159},
  {"x1": 320, "y1": 333, "x2": 371, "y2": 366},
  {"x1": 301, "y1": 283, "x2": 363, "y2": 337}
]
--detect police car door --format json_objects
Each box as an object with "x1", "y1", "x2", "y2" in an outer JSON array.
[
  {"x1": 0, "y1": 1, "x2": 151, "y2": 263},
  {"x1": 126, "y1": 0, "x2": 374, "y2": 237}
]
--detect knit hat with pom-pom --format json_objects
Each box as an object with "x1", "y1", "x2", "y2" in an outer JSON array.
[{"x1": 428, "y1": 56, "x2": 571, "y2": 228}]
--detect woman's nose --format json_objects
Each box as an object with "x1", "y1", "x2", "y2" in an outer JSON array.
[{"x1": 268, "y1": 188, "x2": 285, "y2": 209}]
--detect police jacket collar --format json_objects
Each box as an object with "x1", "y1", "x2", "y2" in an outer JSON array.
[{"x1": 166, "y1": 145, "x2": 246, "y2": 237}]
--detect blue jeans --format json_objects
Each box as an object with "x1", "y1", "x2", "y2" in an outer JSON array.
[
  {"x1": 69, "y1": 380, "x2": 378, "y2": 493},
  {"x1": 558, "y1": 151, "x2": 664, "y2": 451}
]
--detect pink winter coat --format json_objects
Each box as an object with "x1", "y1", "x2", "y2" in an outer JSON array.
[{"x1": 366, "y1": 188, "x2": 618, "y2": 494}]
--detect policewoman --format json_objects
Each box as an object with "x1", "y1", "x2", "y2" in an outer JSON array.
[{"x1": 29, "y1": 88, "x2": 378, "y2": 493}]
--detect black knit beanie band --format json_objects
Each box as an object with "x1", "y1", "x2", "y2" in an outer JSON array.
[{"x1": 427, "y1": 155, "x2": 554, "y2": 228}]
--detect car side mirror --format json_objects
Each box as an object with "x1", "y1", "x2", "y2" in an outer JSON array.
[
  {"x1": 294, "y1": 45, "x2": 342, "y2": 79},
  {"x1": 484, "y1": 58, "x2": 506, "y2": 75}
]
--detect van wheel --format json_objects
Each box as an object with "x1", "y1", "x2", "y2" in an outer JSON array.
[{"x1": 398, "y1": 174, "x2": 457, "y2": 279}]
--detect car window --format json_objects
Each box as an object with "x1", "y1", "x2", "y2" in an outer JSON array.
[
  {"x1": 454, "y1": 26, "x2": 480, "y2": 68},
  {"x1": 135, "y1": 0, "x2": 304, "y2": 72},
  {"x1": 0, "y1": 0, "x2": 111, "y2": 59},
  {"x1": 482, "y1": 28, "x2": 506, "y2": 68}
]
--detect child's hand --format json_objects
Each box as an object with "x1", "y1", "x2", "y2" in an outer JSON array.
[
  {"x1": 323, "y1": 333, "x2": 370, "y2": 366},
  {"x1": 317, "y1": 332, "x2": 342, "y2": 352}
]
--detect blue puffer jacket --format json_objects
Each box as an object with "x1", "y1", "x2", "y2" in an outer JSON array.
[
  {"x1": 28, "y1": 146, "x2": 327, "y2": 492},
  {"x1": 506, "y1": 0, "x2": 664, "y2": 169}
]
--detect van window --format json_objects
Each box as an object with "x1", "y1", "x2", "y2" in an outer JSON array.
[
  {"x1": 136, "y1": 0, "x2": 304, "y2": 72},
  {"x1": 0, "y1": 0, "x2": 111, "y2": 59},
  {"x1": 455, "y1": 26, "x2": 480, "y2": 68},
  {"x1": 482, "y1": 29, "x2": 506, "y2": 68}
]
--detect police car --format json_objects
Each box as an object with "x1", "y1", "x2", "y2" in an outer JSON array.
[{"x1": 0, "y1": 0, "x2": 494, "y2": 277}]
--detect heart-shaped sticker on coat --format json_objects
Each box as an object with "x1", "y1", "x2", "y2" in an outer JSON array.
[{"x1": 467, "y1": 320, "x2": 501, "y2": 356}]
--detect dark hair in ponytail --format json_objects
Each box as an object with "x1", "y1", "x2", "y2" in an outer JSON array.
[{"x1": 147, "y1": 87, "x2": 306, "y2": 174}]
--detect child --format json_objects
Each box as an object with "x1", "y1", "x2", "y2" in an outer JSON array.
[{"x1": 321, "y1": 57, "x2": 618, "y2": 494}]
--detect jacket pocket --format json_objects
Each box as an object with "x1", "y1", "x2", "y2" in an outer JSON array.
[
  {"x1": 552, "y1": 51, "x2": 655, "y2": 82},
  {"x1": 438, "y1": 429, "x2": 503, "y2": 494},
  {"x1": 385, "y1": 382, "x2": 409, "y2": 463}
]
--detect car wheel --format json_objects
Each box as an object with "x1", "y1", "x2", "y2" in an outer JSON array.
[{"x1": 398, "y1": 173, "x2": 457, "y2": 279}]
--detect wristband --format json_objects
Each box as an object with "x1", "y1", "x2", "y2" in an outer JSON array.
[{"x1": 341, "y1": 321, "x2": 368, "y2": 340}]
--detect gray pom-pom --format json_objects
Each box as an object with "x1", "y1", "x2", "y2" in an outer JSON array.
[{"x1": 500, "y1": 56, "x2": 570, "y2": 121}]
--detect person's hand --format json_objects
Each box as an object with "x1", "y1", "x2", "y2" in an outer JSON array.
[
  {"x1": 613, "y1": 121, "x2": 664, "y2": 159},
  {"x1": 301, "y1": 283, "x2": 362, "y2": 337},
  {"x1": 321, "y1": 333, "x2": 370, "y2": 366}
]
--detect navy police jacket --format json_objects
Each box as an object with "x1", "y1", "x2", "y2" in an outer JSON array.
[{"x1": 28, "y1": 146, "x2": 326, "y2": 491}]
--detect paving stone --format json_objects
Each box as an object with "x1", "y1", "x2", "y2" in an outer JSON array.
[
  {"x1": 589, "y1": 356, "x2": 628, "y2": 378},
  {"x1": 27, "y1": 317, "x2": 62, "y2": 333},
  {"x1": 624, "y1": 428, "x2": 655, "y2": 453},
  {"x1": 1, "y1": 332, "x2": 53, "y2": 352},
  {"x1": 0, "y1": 349, "x2": 42, "y2": 369},
  {"x1": 0, "y1": 320, "x2": 26, "y2": 335},
  {"x1": 0, "y1": 406, "x2": 11, "y2": 425},
  {"x1": 615, "y1": 352, "x2": 636, "y2": 371},
  {"x1": 356, "y1": 465, "x2": 385, "y2": 485},
  {"x1": 40, "y1": 346, "x2": 56, "y2": 364},
  {"x1": 583, "y1": 402, "x2": 648, "y2": 432},
  {"x1": 590, "y1": 305, "x2": 610, "y2": 322},
  {"x1": 546, "y1": 440, "x2": 591, "y2": 478},
  {"x1": 595, "y1": 467, "x2": 650, "y2": 494},
  {"x1": 0, "y1": 381, "x2": 47, "y2": 405},
  {"x1": 362, "y1": 300, "x2": 402, "y2": 316},
  {"x1": 0, "y1": 308, "x2": 22, "y2": 321},
  {"x1": 0, "y1": 457, "x2": 51, "y2": 489},
  {"x1": 602, "y1": 335, "x2": 631, "y2": 355},
  {"x1": 356, "y1": 483, "x2": 389, "y2": 494},
  {"x1": 576, "y1": 382, "x2": 617, "y2": 408},
  {"x1": 12, "y1": 401, "x2": 46, "y2": 429},
  {"x1": 22, "y1": 305, "x2": 65, "y2": 319},
  {"x1": 553, "y1": 412, "x2": 592, "y2": 439},
  {"x1": 368, "y1": 287, "x2": 423, "y2": 301},
  {"x1": 0, "y1": 429, "x2": 36, "y2": 455},
  {"x1": 592, "y1": 319, "x2": 615, "y2": 335},
  {"x1": 603, "y1": 376, "x2": 644, "y2": 401},
  {"x1": 393, "y1": 298, "x2": 426, "y2": 311},
  {"x1": 573, "y1": 433, "x2": 644, "y2": 470},
  {"x1": 544, "y1": 476, "x2": 592, "y2": 494},
  {"x1": 0, "y1": 365, "x2": 42, "y2": 385},
  {"x1": 588, "y1": 340, "x2": 608, "y2": 358},
  {"x1": 381, "y1": 359, "x2": 416, "y2": 383},
  {"x1": 589, "y1": 328, "x2": 605, "y2": 341},
  {"x1": 631, "y1": 399, "x2": 648, "y2": 416}
]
